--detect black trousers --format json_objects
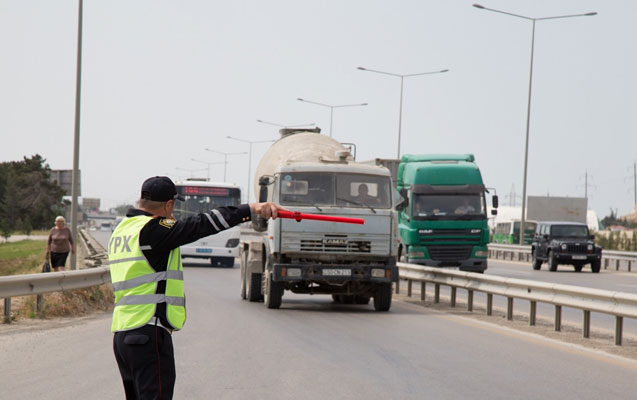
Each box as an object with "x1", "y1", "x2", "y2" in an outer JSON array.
[{"x1": 113, "y1": 324, "x2": 176, "y2": 400}]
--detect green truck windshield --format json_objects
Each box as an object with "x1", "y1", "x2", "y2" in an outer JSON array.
[
  {"x1": 279, "y1": 172, "x2": 392, "y2": 209},
  {"x1": 412, "y1": 194, "x2": 485, "y2": 220}
]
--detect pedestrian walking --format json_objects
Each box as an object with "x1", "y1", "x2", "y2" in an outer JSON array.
[{"x1": 46, "y1": 216, "x2": 75, "y2": 272}]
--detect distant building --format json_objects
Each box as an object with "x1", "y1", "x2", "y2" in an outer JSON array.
[{"x1": 82, "y1": 198, "x2": 101, "y2": 212}]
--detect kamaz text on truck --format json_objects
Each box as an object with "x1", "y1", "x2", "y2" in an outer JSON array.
[{"x1": 396, "y1": 154, "x2": 498, "y2": 273}]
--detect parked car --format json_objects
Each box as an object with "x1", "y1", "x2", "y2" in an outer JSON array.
[{"x1": 531, "y1": 221, "x2": 602, "y2": 273}]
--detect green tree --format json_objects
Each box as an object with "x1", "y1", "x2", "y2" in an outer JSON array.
[
  {"x1": 0, "y1": 154, "x2": 65, "y2": 230},
  {"x1": 0, "y1": 219, "x2": 12, "y2": 240}
]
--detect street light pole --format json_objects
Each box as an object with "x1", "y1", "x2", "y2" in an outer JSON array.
[
  {"x1": 70, "y1": 0, "x2": 83, "y2": 270},
  {"x1": 204, "y1": 149, "x2": 247, "y2": 182},
  {"x1": 296, "y1": 98, "x2": 368, "y2": 137},
  {"x1": 357, "y1": 67, "x2": 448, "y2": 159},
  {"x1": 473, "y1": 4, "x2": 597, "y2": 244},
  {"x1": 226, "y1": 136, "x2": 275, "y2": 203}
]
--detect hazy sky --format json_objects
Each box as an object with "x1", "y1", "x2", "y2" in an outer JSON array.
[{"x1": 1, "y1": 1, "x2": 636, "y2": 218}]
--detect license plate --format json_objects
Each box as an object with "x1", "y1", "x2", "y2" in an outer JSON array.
[
  {"x1": 196, "y1": 248, "x2": 213, "y2": 254},
  {"x1": 572, "y1": 255, "x2": 587, "y2": 260},
  {"x1": 323, "y1": 269, "x2": 351, "y2": 276}
]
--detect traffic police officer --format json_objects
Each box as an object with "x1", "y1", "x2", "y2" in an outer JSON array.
[{"x1": 108, "y1": 176, "x2": 283, "y2": 399}]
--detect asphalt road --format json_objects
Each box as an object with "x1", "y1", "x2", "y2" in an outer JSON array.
[{"x1": 2, "y1": 256, "x2": 637, "y2": 399}]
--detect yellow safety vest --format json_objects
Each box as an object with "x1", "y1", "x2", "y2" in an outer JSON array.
[{"x1": 108, "y1": 215, "x2": 186, "y2": 332}]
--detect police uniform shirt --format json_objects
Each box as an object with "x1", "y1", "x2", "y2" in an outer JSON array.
[{"x1": 124, "y1": 204, "x2": 252, "y2": 329}]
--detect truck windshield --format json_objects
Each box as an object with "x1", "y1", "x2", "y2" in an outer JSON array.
[
  {"x1": 551, "y1": 225, "x2": 589, "y2": 238},
  {"x1": 412, "y1": 194, "x2": 485, "y2": 220},
  {"x1": 173, "y1": 185, "x2": 241, "y2": 219},
  {"x1": 279, "y1": 172, "x2": 392, "y2": 209}
]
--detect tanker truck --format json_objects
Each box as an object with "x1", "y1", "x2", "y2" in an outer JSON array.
[{"x1": 240, "y1": 128, "x2": 399, "y2": 311}]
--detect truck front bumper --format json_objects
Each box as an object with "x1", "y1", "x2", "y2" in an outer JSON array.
[
  {"x1": 407, "y1": 257, "x2": 487, "y2": 273},
  {"x1": 272, "y1": 263, "x2": 399, "y2": 283}
]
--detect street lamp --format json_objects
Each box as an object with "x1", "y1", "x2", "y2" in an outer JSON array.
[
  {"x1": 226, "y1": 136, "x2": 276, "y2": 203},
  {"x1": 296, "y1": 98, "x2": 368, "y2": 137},
  {"x1": 473, "y1": 3, "x2": 596, "y2": 245},
  {"x1": 204, "y1": 149, "x2": 247, "y2": 182},
  {"x1": 191, "y1": 158, "x2": 224, "y2": 181},
  {"x1": 256, "y1": 119, "x2": 315, "y2": 129},
  {"x1": 357, "y1": 66, "x2": 448, "y2": 159}
]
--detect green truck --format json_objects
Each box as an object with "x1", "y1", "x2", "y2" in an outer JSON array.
[{"x1": 395, "y1": 154, "x2": 498, "y2": 273}]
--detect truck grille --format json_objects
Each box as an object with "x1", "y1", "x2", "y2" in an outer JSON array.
[
  {"x1": 427, "y1": 246, "x2": 473, "y2": 261},
  {"x1": 300, "y1": 236, "x2": 371, "y2": 253},
  {"x1": 566, "y1": 244, "x2": 588, "y2": 254},
  {"x1": 282, "y1": 232, "x2": 389, "y2": 255},
  {"x1": 419, "y1": 229, "x2": 481, "y2": 243}
]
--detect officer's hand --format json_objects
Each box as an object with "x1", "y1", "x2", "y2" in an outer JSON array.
[{"x1": 250, "y1": 202, "x2": 286, "y2": 220}]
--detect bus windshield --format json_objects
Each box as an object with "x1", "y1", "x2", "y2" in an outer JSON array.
[
  {"x1": 173, "y1": 185, "x2": 241, "y2": 219},
  {"x1": 279, "y1": 172, "x2": 392, "y2": 209},
  {"x1": 412, "y1": 194, "x2": 485, "y2": 220}
]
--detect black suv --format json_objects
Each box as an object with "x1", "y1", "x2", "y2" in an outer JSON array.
[{"x1": 531, "y1": 221, "x2": 602, "y2": 273}]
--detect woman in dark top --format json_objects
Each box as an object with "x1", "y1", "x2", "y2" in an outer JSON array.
[{"x1": 46, "y1": 216, "x2": 75, "y2": 272}]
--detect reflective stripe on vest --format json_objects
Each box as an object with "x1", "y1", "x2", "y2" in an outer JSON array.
[{"x1": 108, "y1": 215, "x2": 186, "y2": 332}]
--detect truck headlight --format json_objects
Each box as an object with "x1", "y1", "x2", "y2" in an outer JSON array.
[
  {"x1": 561, "y1": 244, "x2": 567, "y2": 251},
  {"x1": 475, "y1": 250, "x2": 488, "y2": 257},
  {"x1": 408, "y1": 251, "x2": 425, "y2": 258},
  {"x1": 371, "y1": 268, "x2": 385, "y2": 278},
  {"x1": 587, "y1": 244, "x2": 593, "y2": 251}
]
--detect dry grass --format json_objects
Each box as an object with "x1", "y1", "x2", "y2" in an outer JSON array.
[{"x1": 14, "y1": 284, "x2": 114, "y2": 321}]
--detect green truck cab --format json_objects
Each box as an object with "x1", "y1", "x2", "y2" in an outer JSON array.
[{"x1": 396, "y1": 154, "x2": 498, "y2": 273}]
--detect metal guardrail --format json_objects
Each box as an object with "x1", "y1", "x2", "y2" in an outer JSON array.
[
  {"x1": 488, "y1": 243, "x2": 637, "y2": 272},
  {"x1": 396, "y1": 262, "x2": 637, "y2": 345},
  {"x1": 1, "y1": 228, "x2": 110, "y2": 324},
  {"x1": 2, "y1": 267, "x2": 111, "y2": 323}
]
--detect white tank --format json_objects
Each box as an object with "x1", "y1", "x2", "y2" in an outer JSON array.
[{"x1": 253, "y1": 128, "x2": 353, "y2": 198}]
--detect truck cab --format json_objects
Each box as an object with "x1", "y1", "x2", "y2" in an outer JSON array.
[
  {"x1": 241, "y1": 128, "x2": 399, "y2": 311},
  {"x1": 396, "y1": 154, "x2": 497, "y2": 273}
]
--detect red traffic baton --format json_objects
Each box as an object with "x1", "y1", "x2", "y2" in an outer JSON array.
[{"x1": 277, "y1": 210, "x2": 364, "y2": 225}]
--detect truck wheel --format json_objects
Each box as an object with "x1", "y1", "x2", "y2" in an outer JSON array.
[
  {"x1": 264, "y1": 272, "x2": 283, "y2": 309},
  {"x1": 373, "y1": 283, "x2": 392, "y2": 312},
  {"x1": 246, "y1": 269, "x2": 263, "y2": 302},
  {"x1": 548, "y1": 251, "x2": 558, "y2": 272},
  {"x1": 573, "y1": 264, "x2": 583, "y2": 272},
  {"x1": 221, "y1": 257, "x2": 235, "y2": 268},
  {"x1": 591, "y1": 259, "x2": 601, "y2": 273},
  {"x1": 531, "y1": 249, "x2": 542, "y2": 270}
]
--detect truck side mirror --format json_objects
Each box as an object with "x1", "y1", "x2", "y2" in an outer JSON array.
[
  {"x1": 492, "y1": 194, "x2": 499, "y2": 208},
  {"x1": 252, "y1": 215, "x2": 268, "y2": 232},
  {"x1": 394, "y1": 188, "x2": 409, "y2": 211},
  {"x1": 258, "y1": 176, "x2": 270, "y2": 202}
]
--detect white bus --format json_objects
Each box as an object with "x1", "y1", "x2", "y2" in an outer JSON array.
[{"x1": 173, "y1": 179, "x2": 242, "y2": 267}]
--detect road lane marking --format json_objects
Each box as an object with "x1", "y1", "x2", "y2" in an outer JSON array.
[{"x1": 395, "y1": 299, "x2": 637, "y2": 370}]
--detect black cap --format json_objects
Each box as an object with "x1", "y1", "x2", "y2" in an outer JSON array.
[{"x1": 141, "y1": 176, "x2": 184, "y2": 202}]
